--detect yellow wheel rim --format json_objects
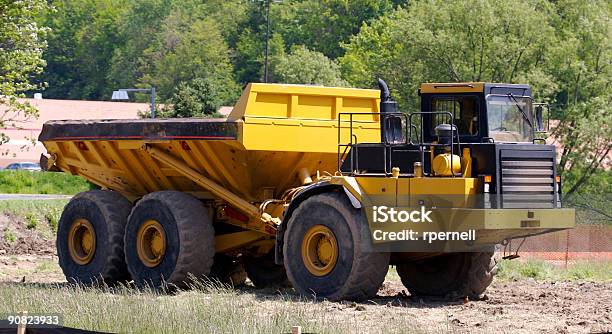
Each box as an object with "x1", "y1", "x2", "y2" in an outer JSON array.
[
  {"x1": 136, "y1": 220, "x2": 166, "y2": 268},
  {"x1": 301, "y1": 225, "x2": 338, "y2": 276},
  {"x1": 68, "y1": 218, "x2": 96, "y2": 265}
]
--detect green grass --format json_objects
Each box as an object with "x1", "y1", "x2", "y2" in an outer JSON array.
[
  {"x1": 3, "y1": 230, "x2": 16, "y2": 243},
  {"x1": 25, "y1": 213, "x2": 38, "y2": 229},
  {"x1": 0, "y1": 170, "x2": 94, "y2": 195},
  {"x1": 0, "y1": 282, "x2": 426, "y2": 334},
  {"x1": 0, "y1": 199, "x2": 68, "y2": 238},
  {"x1": 497, "y1": 259, "x2": 612, "y2": 281}
]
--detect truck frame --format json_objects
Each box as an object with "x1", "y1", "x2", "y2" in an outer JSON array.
[{"x1": 39, "y1": 81, "x2": 574, "y2": 300}]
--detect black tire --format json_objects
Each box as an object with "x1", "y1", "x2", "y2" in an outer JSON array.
[
  {"x1": 283, "y1": 192, "x2": 389, "y2": 301},
  {"x1": 124, "y1": 191, "x2": 215, "y2": 289},
  {"x1": 57, "y1": 190, "x2": 132, "y2": 284},
  {"x1": 244, "y1": 252, "x2": 289, "y2": 288},
  {"x1": 209, "y1": 254, "x2": 247, "y2": 286},
  {"x1": 397, "y1": 251, "x2": 499, "y2": 299}
]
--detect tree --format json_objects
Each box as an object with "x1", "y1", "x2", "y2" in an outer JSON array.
[
  {"x1": 138, "y1": 10, "x2": 239, "y2": 103},
  {"x1": 272, "y1": 45, "x2": 348, "y2": 86},
  {"x1": 340, "y1": 0, "x2": 610, "y2": 194},
  {"x1": 41, "y1": 0, "x2": 126, "y2": 100},
  {"x1": 0, "y1": 0, "x2": 48, "y2": 146},
  {"x1": 160, "y1": 78, "x2": 230, "y2": 118},
  {"x1": 107, "y1": 0, "x2": 173, "y2": 91},
  {"x1": 274, "y1": 0, "x2": 395, "y2": 59},
  {"x1": 341, "y1": 0, "x2": 557, "y2": 109},
  {"x1": 546, "y1": 0, "x2": 611, "y2": 196},
  {"x1": 109, "y1": 0, "x2": 248, "y2": 93}
]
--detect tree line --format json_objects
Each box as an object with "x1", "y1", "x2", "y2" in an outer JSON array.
[{"x1": 1, "y1": 0, "x2": 610, "y2": 198}]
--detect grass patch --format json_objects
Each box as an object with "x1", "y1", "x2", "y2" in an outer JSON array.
[
  {"x1": 0, "y1": 199, "x2": 68, "y2": 219},
  {"x1": 34, "y1": 260, "x2": 60, "y2": 273},
  {"x1": 25, "y1": 213, "x2": 38, "y2": 230},
  {"x1": 0, "y1": 199, "x2": 68, "y2": 238},
  {"x1": 497, "y1": 259, "x2": 612, "y2": 281},
  {"x1": 3, "y1": 230, "x2": 16, "y2": 243},
  {"x1": 0, "y1": 170, "x2": 93, "y2": 195},
  {"x1": 0, "y1": 282, "x2": 426, "y2": 334}
]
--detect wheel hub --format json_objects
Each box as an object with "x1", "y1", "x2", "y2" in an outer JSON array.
[
  {"x1": 301, "y1": 225, "x2": 338, "y2": 276},
  {"x1": 136, "y1": 220, "x2": 167, "y2": 268},
  {"x1": 68, "y1": 218, "x2": 96, "y2": 265}
]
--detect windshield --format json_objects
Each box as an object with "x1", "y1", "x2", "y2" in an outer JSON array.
[{"x1": 486, "y1": 95, "x2": 533, "y2": 142}]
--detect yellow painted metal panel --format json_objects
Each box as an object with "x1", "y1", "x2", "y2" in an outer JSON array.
[
  {"x1": 240, "y1": 119, "x2": 380, "y2": 153},
  {"x1": 409, "y1": 177, "x2": 478, "y2": 195},
  {"x1": 229, "y1": 83, "x2": 380, "y2": 121},
  {"x1": 43, "y1": 83, "x2": 383, "y2": 204},
  {"x1": 356, "y1": 177, "x2": 397, "y2": 207}
]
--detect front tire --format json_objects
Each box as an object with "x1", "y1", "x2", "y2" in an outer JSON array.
[
  {"x1": 283, "y1": 192, "x2": 389, "y2": 301},
  {"x1": 124, "y1": 191, "x2": 215, "y2": 289},
  {"x1": 57, "y1": 190, "x2": 132, "y2": 284}
]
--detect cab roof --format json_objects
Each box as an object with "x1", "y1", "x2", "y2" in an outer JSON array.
[{"x1": 420, "y1": 82, "x2": 531, "y2": 96}]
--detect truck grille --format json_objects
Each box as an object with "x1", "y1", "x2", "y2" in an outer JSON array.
[{"x1": 500, "y1": 151, "x2": 556, "y2": 208}]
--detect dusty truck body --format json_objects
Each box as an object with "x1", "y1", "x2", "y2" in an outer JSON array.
[{"x1": 39, "y1": 82, "x2": 574, "y2": 300}]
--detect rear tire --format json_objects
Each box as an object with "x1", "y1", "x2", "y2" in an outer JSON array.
[
  {"x1": 57, "y1": 190, "x2": 131, "y2": 284},
  {"x1": 124, "y1": 191, "x2": 215, "y2": 289},
  {"x1": 397, "y1": 251, "x2": 498, "y2": 299},
  {"x1": 209, "y1": 254, "x2": 247, "y2": 286},
  {"x1": 244, "y1": 252, "x2": 289, "y2": 288},
  {"x1": 283, "y1": 192, "x2": 389, "y2": 301}
]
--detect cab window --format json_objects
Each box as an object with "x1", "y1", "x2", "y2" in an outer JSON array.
[{"x1": 431, "y1": 96, "x2": 479, "y2": 136}]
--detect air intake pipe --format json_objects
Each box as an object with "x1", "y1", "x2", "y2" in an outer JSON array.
[{"x1": 377, "y1": 78, "x2": 398, "y2": 143}]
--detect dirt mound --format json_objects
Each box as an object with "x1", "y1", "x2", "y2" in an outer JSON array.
[{"x1": 0, "y1": 213, "x2": 55, "y2": 256}]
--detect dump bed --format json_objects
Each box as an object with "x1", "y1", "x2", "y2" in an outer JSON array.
[{"x1": 39, "y1": 83, "x2": 381, "y2": 202}]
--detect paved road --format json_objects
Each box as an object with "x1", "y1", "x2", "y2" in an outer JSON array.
[{"x1": 0, "y1": 194, "x2": 72, "y2": 201}]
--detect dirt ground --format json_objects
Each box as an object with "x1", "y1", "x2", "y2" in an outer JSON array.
[
  {"x1": 1, "y1": 255, "x2": 610, "y2": 333},
  {"x1": 0, "y1": 214, "x2": 55, "y2": 256},
  {"x1": 1, "y1": 212, "x2": 611, "y2": 333}
]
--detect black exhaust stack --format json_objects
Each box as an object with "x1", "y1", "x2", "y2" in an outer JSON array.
[{"x1": 377, "y1": 78, "x2": 398, "y2": 142}]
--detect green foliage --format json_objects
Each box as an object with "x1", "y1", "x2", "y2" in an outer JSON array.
[
  {"x1": 42, "y1": 0, "x2": 127, "y2": 99},
  {"x1": 139, "y1": 12, "x2": 239, "y2": 102},
  {"x1": 45, "y1": 208, "x2": 61, "y2": 234},
  {"x1": 107, "y1": 0, "x2": 173, "y2": 91},
  {"x1": 25, "y1": 213, "x2": 38, "y2": 230},
  {"x1": 3, "y1": 230, "x2": 16, "y2": 244},
  {"x1": 562, "y1": 169, "x2": 612, "y2": 225},
  {"x1": 274, "y1": 0, "x2": 395, "y2": 59},
  {"x1": 0, "y1": 0, "x2": 48, "y2": 145},
  {"x1": 0, "y1": 171, "x2": 94, "y2": 195},
  {"x1": 272, "y1": 45, "x2": 348, "y2": 87},
  {"x1": 160, "y1": 78, "x2": 228, "y2": 118},
  {"x1": 548, "y1": 0, "x2": 612, "y2": 196},
  {"x1": 341, "y1": 0, "x2": 557, "y2": 109}
]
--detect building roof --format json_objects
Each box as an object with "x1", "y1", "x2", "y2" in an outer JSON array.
[{"x1": 0, "y1": 98, "x2": 149, "y2": 167}]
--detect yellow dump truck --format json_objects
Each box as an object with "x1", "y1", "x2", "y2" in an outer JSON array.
[{"x1": 39, "y1": 81, "x2": 574, "y2": 301}]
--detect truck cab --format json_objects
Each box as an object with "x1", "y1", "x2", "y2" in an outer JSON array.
[
  {"x1": 341, "y1": 81, "x2": 560, "y2": 209},
  {"x1": 420, "y1": 82, "x2": 536, "y2": 144}
]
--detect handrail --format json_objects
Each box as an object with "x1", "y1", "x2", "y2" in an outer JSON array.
[{"x1": 337, "y1": 111, "x2": 462, "y2": 177}]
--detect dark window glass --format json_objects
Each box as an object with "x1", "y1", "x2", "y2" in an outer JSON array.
[{"x1": 431, "y1": 96, "x2": 479, "y2": 136}]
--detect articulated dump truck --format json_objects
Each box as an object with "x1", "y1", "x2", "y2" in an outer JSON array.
[{"x1": 39, "y1": 81, "x2": 574, "y2": 301}]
